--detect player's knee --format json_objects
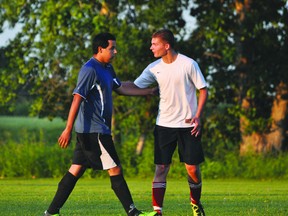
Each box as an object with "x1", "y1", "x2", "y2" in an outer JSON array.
[
  {"x1": 69, "y1": 164, "x2": 85, "y2": 177},
  {"x1": 155, "y1": 165, "x2": 170, "y2": 179},
  {"x1": 186, "y1": 165, "x2": 201, "y2": 183},
  {"x1": 157, "y1": 164, "x2": 169, "y2": 172},
  {"x1": 75, "y1": 166, "x2": 86, "y2": 178},
  {"x1": 108, "y1": 166, "x2": 122, "y2": 176}
]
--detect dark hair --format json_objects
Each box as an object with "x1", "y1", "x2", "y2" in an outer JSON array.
[
  {"x1": 152, "y1": 29, "x2": 175, "y2": 48},
  {"x1": 92, "y1": 33, "x2": 116, "y2": 54}
]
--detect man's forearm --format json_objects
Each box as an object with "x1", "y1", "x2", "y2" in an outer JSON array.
[
  {"x1": 116, "y1": 81, "x2": 154, "y2": 96},
  {"x1": 195, "y1": 87, "x2": 208, "y2": 118}
]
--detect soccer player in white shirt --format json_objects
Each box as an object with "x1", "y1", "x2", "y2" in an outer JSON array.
[{"x1": 126, "y1": 29, "x2": 208, "y2": 216}]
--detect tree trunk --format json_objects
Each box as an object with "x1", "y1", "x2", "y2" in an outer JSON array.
[
  {"x1": 264, "y1": 82, "x2": 288, "y2": 151},
  {"x1": 136, "y1": 134, "x2": 145, "y2": 155},
  {"x1": 235, "y1": 0, "x2": 288, "y2": 154},
  {"x1": 240, "y1": 82, "x2": 288, "y2": 154}
]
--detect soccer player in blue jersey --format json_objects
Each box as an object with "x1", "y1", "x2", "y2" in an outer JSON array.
[{"x1": 43, "y1": 33, "x2": 158, "y2": 216}]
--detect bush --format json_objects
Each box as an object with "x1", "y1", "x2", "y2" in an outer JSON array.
[
  {"x1": 0, "y1": 139, "x2": 73, "y2": 178},
  {"x1": 0, "y1": 116, "x2": 288, "y2": 179},
  {"x1": 201, "y1": 152, "x2": 288, "y2": 180},
  {"x1": 1, "y1": 137, "x2": 288, "y2": 179}
]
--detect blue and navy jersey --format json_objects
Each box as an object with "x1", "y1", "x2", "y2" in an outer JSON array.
[{"x1": 73, "y1": 58, "x2": 121, "y2": 134}]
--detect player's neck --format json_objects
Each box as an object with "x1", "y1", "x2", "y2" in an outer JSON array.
[
  {"x1": 162, "y1": 50, "x2": 178, "y2": 64},
  {"x1": 93, "y1": 54, "x2": 107, "y2": 66}
]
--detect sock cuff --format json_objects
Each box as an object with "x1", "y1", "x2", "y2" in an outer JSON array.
[
  {"x1": 60, "y1": 171, "x2": 78, "y2": 186},
  {"x1": 110, "y1": 174, "x2": 124, "y2": 181},
  {"x1": 67, "y1": 171, "x2": 78, "y2": 179},
  {"x1": 110, "y1": 174, "x2": 125, "y2": 187},
  {"x1": 110, "y1": 174, "x2": 128, "y2": 192},
  {"x1": 152, "y1": 181, "x2": 166, "y2": 188},
  {"x1": 188, "y1": 181, "x2": 202, "y2": 189}
]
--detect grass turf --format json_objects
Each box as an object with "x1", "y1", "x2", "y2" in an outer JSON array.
[{"x1": 0, "y1": 178, "x2": 287, "y2": 215}]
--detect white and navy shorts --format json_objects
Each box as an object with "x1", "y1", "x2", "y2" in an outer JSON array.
[
  {"x1": 153, "y1": 125, "x2": 205, "y2": 165},
  {"x1": 72, "y1": 133, "x2": 120, "y2": 170}
]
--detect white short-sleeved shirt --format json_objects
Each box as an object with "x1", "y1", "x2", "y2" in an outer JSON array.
[{"x1": 134, "y1": 54, "x2": 207, "y2": 128}]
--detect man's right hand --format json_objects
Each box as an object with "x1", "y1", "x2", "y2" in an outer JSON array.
[{"x1": 58, "y1": 128, "x2": 72, "y2": 148}]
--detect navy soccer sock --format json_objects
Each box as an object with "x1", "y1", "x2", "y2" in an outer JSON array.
[
  {"x1": 110, "y1": 174, "x2": 138, "y2": 215},
  {"x1": 47, "y1": 172, "x2": 78, "y2": 214}
]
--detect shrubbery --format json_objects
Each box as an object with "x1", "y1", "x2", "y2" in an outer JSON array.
[
  {"x1": 201, "y1": 153, "x2": 288, "y2": 179},
  {"x1": 0, "y1": 116, "x2": 287, "y2": 179},
  {"x1": 1, "y1": 136, "x2": 288, "y2": 179},
  {"x1": 0, "y1": 139, "x2": 73, "y2": 178}
]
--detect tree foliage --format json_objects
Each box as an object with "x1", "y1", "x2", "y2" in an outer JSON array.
[
  {"x1": 1, "y1": 0, "x2": 288, "y2": 157},
  {"x1": 0, "y1": 0, "x2": 189, "y2": 118},
  {"x1": 0, "y1": 0, "x2": 190, "y2": 170},
  {"x1": 189, "y1": 0, "x2": 288, "y2": 154}
]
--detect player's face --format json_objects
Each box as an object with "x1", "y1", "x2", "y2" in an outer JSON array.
[
  {"x1": 150, "y1": 37, "x2": 168, "y2": 58},
  {"x1": 101, "y1": 40, "x2": 117, "y2": 63}
]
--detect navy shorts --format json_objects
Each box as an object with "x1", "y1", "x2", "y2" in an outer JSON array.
[
  {"x1": 154, "y1": 125, "x2": 205, "y2": 165},
  {"x1": 72, "y1": 133, "x2": 120, "y2": 170}
]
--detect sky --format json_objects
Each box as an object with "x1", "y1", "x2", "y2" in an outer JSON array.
[
  {"x1": 0, "y1": 6, "x2": 195, "y2": 47},
  {"x1": 0, "y1": 22, "x2": 22, "y2": 47}
]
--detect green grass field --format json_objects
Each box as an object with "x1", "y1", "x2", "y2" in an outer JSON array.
[{"x1": 0, "y1": 178, "x2": 287, "y2": 216}]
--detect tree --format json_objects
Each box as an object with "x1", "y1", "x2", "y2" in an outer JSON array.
[
  {"x1": 0, "y1": 0, "x2": 191, "y2": 172},
  {"x1": 1, "y1": 1, "x2": 112, "y2": 118},
  {"x1": 189, "y1": 0, "x2": 288, "y2": 154},
  {"x1": 0, "y1": 0, "x2": 189, "y2": 116}
]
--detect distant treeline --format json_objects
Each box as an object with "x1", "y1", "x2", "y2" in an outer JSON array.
[{"x1": 0, "y1": 116, "x2": 287, "y2": 179}]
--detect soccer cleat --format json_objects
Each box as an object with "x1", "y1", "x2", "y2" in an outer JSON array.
[
  {"x1": 43, "y1": 210, "x2": 60, "y2": 216},
  {"x1": 137, "y1": 211, "x2": 161, "y2": 216},
  {"x1": 191, "y1": 203, "x2": 205, "y2": 216}
]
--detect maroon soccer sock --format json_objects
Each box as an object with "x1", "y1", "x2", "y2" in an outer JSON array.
[
  {"x1": 152, "y1": 181, "x2": 166, "y2": 213},
  {"x1": 188, "y1": 181, "x2": 202, "y2": 204}
]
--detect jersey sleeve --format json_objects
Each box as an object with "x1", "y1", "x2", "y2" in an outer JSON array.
[
  {"x1": 109, "y1": 65, "x2": 121, "y2": 90},
  {"x1": 190, "y1": 60, "x2": 207, "y2": 89},
  {"x1": 134, "y1": 65, "x2": 156, "y2": 88},
  {"x1": 73, "y1": 66, "x2": 96, "y2": 99},
  {"x1": 113, "y1": 77, "x2": 121, "y2": 89}
]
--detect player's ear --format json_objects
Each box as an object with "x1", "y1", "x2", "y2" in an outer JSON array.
[
  {"x1": 165, "y1": 43, "x2": 170, "y2": 51},
  {"x1": 98, "y1": 46, "x2": 103, "y2": 53}
]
